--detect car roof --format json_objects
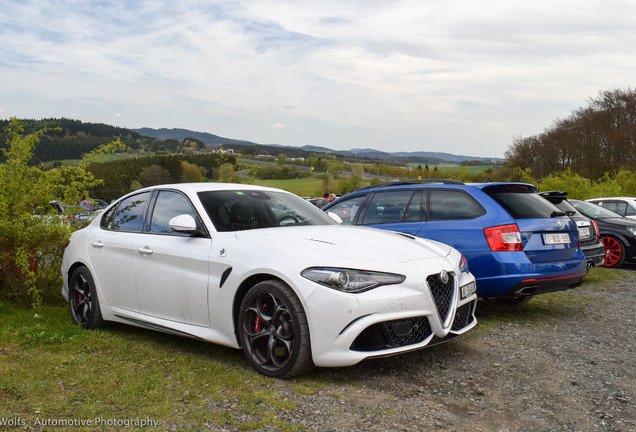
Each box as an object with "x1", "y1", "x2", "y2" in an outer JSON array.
[
  {"x1": 135, "y1": 182, "x2": 287, "y2": 195},
  {"x1": 349, "y1": 180, "x2": 536, "y2": 194},
  {"x1": 588, "y1": 197, "x2": 636, "y2": 201}
]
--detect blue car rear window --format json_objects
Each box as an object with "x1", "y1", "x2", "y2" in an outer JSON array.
[{"x1": 486, "y1": 190, "x2": 561, "y2": 219}]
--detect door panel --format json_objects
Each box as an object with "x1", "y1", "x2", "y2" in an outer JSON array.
[
  {"x1": 135, "y1": 190, "x2": 212, "y2": 327},
  {"x1": 87, "y1": 229, "x2": 140, "y2": 311},
  {"x1": 135, "y1": 235, "x2": 212, "y2": 327}
]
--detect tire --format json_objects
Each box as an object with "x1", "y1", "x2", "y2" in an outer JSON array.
[
  {"x1": 600, "y1": 236, "x2": 626, "y2": 268},
  {"x1": 238, "y1": 280, "x2": 314, "y2": 378},
  {"x1": 68, "y1": 267, "x2": 106, "y2": 329}
]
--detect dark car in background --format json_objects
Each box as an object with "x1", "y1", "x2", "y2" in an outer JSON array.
[
  {"x1": 569, "y1": 199, "x2": 636, "y2": 268},
  {"x1": 323, "y1": 180, "x2": 587, "y2": 303},
  {"x1": 539, "y1": 192, "x2": 605, "y2": 269}
]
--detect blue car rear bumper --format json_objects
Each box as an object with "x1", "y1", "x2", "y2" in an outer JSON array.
[{"x1": 473, "y1": 253, "x2": 587, "y2": 299}]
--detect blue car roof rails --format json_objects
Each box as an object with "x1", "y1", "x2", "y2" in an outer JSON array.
[{"x1": 355, "y1": 179, "x2": 465, "y2": 192}]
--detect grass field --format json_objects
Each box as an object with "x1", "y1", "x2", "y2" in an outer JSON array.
[
  {"x1": 0, "y1": 303, "x2": 314, "y2": 431},
  {"x1": 250, "y1": 178, "x2": 324, "y2": 197}
]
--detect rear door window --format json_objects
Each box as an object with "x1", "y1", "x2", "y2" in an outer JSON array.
[
  {"x1": 429, "y1": 190, "x2": 485, "y2": 220},
  {"x1": 101, "y1": 192, "x2": 151, "y2": 232}
]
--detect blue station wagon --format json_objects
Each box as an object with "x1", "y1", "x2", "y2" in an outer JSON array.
[{"x1": 323, "y1": 180, "x2": 587, "y2": 303}]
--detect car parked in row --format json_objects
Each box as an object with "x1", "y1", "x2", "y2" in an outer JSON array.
[
  {"x1": 61, "y1": 183, "x2": 478, "y2": 378},
  {"x1": 323, "y1": 180, "x2": 587, "y2": 303},
  {"x1": 586, "y1": 197, "x2": 636, "y2": 220},
  {"x1": 539, "y1": 191, "x2": 605, "y2": 268},
  {"x1": 569, "y1": 199, "x2": 636, "y2": 268}
]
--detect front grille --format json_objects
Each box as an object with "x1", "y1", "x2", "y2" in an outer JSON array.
[
  {"x1": 350, "y1": 317, "x2": 432, "y2": 352},
  {"x1": 427, "y1": 273, "x2": 455, "y2": 324},
  {"x1": 451, "y1": 300, "x2": 475, "y2": 331}
]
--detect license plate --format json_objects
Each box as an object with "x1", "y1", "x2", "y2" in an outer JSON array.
[
  {"x1": 578, "y1": 227, "x2": 591, "y2": 238},
  {"x1": 543, "y1": 233, "x2": 571, "y2": 245},
  {"x1": 461, "y1": 281, "x2": 476, "y2": 299}
]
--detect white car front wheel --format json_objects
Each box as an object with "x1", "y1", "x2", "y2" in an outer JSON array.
[{"x1": 239, "y1": 280, "x2": 314, "y2": 378}]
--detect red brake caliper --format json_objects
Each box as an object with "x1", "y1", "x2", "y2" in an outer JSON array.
[{"x1": 254, "y1": 316, "x2": 262, "y2": 333}]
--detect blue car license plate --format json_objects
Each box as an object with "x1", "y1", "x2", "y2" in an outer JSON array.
[{"x1": 543, "y1": 233, "x2": 570, "y2": 245}]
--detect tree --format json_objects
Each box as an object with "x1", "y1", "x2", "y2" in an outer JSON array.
[
  {"x1": 139, "y1": 164, "x2": 171, "y2": 187},
  {"x1": 0, "y1": 118, "x2": 124, "y2": 307},
  {"x1": 218, "y1": 163, "x2": 238, "y2": 183},
  {"x1": 180, "y1": 160, "x2": 203, "y2": 182},
  {"x1": 504, "y1": 88, "x2": 636, "y2": 180}
]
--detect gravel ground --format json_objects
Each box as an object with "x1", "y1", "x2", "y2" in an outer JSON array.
[{"x1": 246, "y1": 266, "x2": 636, "y2": 432}]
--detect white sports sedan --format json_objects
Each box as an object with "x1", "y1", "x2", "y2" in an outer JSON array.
[{"x1": 61, "y1": 183, "x2": 478, "y2": 378}]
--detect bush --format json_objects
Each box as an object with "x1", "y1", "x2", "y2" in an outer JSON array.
[{"x1": 0, "y1": 118, "x2": 123, "y2": 308}]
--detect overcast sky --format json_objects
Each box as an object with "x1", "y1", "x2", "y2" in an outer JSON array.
[{"x1": 1, "y1": 0, "x2": 634, "y2": 158}]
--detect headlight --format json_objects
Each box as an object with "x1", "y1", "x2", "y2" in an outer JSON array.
[
  {"x1": 627, "y1": 227, "x2": 636, "y2": 236},
  {"x1": 301, "y1": 267, "x2": 405, "y2": 293}
]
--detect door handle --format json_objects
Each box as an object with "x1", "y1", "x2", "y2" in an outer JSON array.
[
  {"x1": 90, "y1": 241, "x2": 104, "y2": 248},
  {"x1": 137, "y1": 246, "x2": 154, "y2": 255}
]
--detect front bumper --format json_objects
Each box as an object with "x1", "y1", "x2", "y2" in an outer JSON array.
[{"x1": 305, "y1": 266, "x2": 478, "y2": 367}]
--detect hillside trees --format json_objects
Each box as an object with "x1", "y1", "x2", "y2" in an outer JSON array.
[
  {"x1": 504, "y1": 88, "x2": 636, "y2": 179},
  {"x1": 87, "y1": 153, "x2": 237, "y2": 201},
  {"x1": 0, "y1": 118, "x2": 143, "y2": 164}
]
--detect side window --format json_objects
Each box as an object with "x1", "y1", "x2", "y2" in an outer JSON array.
[
  {"x1": 101, "y1": 192, "x2": 151, "y2": 232},
  {"x1": 325, "y1": 195, "x2": 368, "y2": 225},
  {"x1": 625, "y1": 203, "x2": 636, "y2": 217},
  {"x1": 362, "y1": 191, "x2": 415, "y2": 225},
  {"x1": 404, "y1": 191, "x2": 426, "y2": 222},
  {"x1": 429, "y1": 190, "x2": 485, "y2": 221},
  {"x1": 149, "y1": 191, "x2": 200, "y2": 234},
  {"x1": 606, "y1": 202, "x2": 627, "y2": 216}
]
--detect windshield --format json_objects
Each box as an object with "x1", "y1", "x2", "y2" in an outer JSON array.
[
  {"x1": 570, "y1": 200, "x2": 622, "y2": 219},
  {"x1": 198, "y1": 189, "x2": 338, "y2": 231}
]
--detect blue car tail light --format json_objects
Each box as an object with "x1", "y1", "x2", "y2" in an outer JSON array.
[{"x1": 483, "y1": 224, "x2": 523, "y2": 251}]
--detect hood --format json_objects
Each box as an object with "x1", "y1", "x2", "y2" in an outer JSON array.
[{"x1": 235, "y1": 225, "x2": 452, "y2": 263}]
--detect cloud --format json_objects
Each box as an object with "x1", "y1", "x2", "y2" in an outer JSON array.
[{"x1": 1, "y1": 0, "x2": 635, "y2": 157}]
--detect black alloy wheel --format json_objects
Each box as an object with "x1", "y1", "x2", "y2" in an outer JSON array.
[
  {"x1": 239, "y1": 280, "x2": 313, "y2": 378},
  {"x1": 68, "y1": 267, "x2": 106, "y2": 329}
]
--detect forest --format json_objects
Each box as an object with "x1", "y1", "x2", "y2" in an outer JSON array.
[{"x1": 504, "y1": 88, "x2": 636, "y2": 180}]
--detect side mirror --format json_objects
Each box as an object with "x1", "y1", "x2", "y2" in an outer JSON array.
[
  {"x1": 327, "y1": 212, "x2": 343, "y2": 224},
  {"x1": 169, "y1": 214, "x2": 206, "y2": 236}
]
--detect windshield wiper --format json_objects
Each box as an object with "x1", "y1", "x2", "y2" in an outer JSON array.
[{"x1": 550, "y1": 211, "x2": 568, "y2": 217}]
